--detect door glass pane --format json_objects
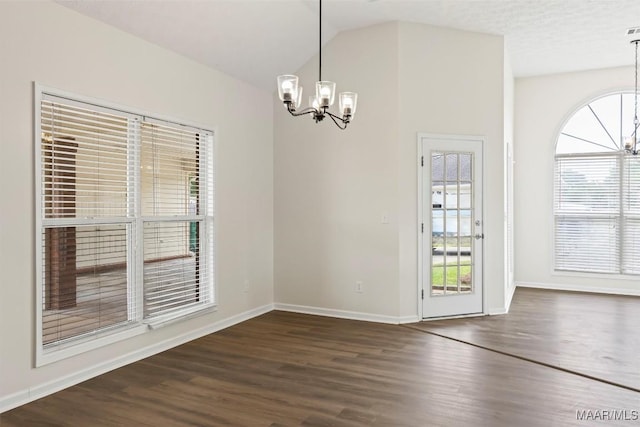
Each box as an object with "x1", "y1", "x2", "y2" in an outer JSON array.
[
  {"x1": 445, "y1": 236, "x2": 459, "y2": 254},
  {"x1": 432, "y1": 153, "x2": 444, "y2": 181},
  {"x1": 460, "y1": 153, "x2": 472, "y2": 181},
  {"x1": 445, "y1": 266, "x2": 458, "y2": 293},
  {"x1": 460, "y1": 212, "x2": 472, "y2": 239},
  {"x1": 431, "y1": 151, "x2": 474, "y2": 296},
  {"x1": 446, "y1": 153, "x2": 458, "y2": 181},
  {"x1": 432, "y1": 210, "x2": 443, "y2": 242},
  {"x1": 445, "y1": 184, "x2": 458, "y2": 209},
  {"x1": 431, "y1": 266, "x2": 444, "y2": 295},
  {"x1": 445, "y1": 210, "x2": 458, "y2": 235},
  {"x1": 459, "y1": 183, "x2": 471, "y2": 209},
  {"x1": 432, "y1": 182, "x2": 444, "y2": 209},
  {"x1": 460, "y1": 266, "x2": 472, "y2": 293}
]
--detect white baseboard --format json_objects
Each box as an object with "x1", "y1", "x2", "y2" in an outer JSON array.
[
  {"x1": 0, "y1": 303, "x2": 273, "y2": 414},
  {"x1": 274, "y1": 303, "x2": 416, "y2": 325},
  {"x1": 0, "y1": 391, "x2": 27, "y2": 415},
  {"x1": 517, "y1": 281, "x2": 640, "y2": 297},
  {"x1": 397, "y1": 315, "x2": 421, "y2": 324},
  {"x1": 487, "y1": 307, "x2": 508, "y2": 315}
]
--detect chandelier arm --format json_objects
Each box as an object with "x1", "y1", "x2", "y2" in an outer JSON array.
[
  {"x1": 288, "y1": 107, "x2": 318, "y2": 117},
  {"x1": 325, "y1": 110, "x2": 348, "y2": 123},
  {"x1": 326, "y1": 111, "x2": 348, "y2": 130},
  {"x1": 286, "y1": 103, "x2": 315, "y2": 115}
]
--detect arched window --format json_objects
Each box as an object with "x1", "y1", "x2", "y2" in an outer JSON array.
[{"x1": 554, "y1": 92, "x2": 640, "y2": 275}]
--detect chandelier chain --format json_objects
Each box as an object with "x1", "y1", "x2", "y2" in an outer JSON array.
[
  {"x1": 319, "y1": 0, "x2": 322, "y2": 82},
  {"x1": 635, "y1": 40, "x2": 638, "y2": 133}
]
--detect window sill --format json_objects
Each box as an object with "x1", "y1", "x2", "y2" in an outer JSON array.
[
  {"x1": 36, "y1": 304, "x2": 218, "y2": 367},
  {"x1": 144, "y1": 304, "x2": 217, "y2": 330},
  {"x1": 37, "y1": 323, "x2": 147, "y2": 367},
  {"x1": 552, "y1": 270, "x2": 640, "y2": 281}
]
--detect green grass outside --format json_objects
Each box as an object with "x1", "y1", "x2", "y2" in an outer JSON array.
[{"x1": 432, "y1": 264, "x2": 471, "y2": 286}]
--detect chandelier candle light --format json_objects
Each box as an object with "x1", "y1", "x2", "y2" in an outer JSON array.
[
  {"x1": 276, "y1": 0, "x2": 358, "y2": 130},
  {"x1": 625, "y1": 38, "x2": 640, "y2": 155}
]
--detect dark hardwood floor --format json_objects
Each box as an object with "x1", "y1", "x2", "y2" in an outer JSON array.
[
  {"x1": 409, "y1": 287, "x2": 640, "y2": 392},
  {"x1": 3, "y1": 288, "x2": 640, "y2": 426}
]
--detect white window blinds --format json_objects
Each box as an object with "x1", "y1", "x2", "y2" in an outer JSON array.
[
  {"x1": 40, "y1": 97, "x2": 135, "y2": 348},
  {"x1": 41, "y1": 99, "x2": 132, "y2": 218},
  {"x1": 555, "y1": 153, "x2": 640, "y2": 275},
  {"x1": 37, "y1": 89, "x2": 215, "y2": 363},
  {"x1": 141, "y1": 120, "x2": 214, "y2": 321},
  {"x1": 554, "y1": 155, "x2": 620, "y2": 273},
  {"x1": 622, "y1": 156, "x2": 640, "y2": 275},
  {"x1": 554, "y1": 155, "x2": 620, "y2": 214},
  {"x1": 554, "y1": 92, "x2": 640, "y2": 277}
]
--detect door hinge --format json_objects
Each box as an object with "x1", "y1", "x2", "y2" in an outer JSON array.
[
  {"x1": 421, "y1": 289, "x2": 424, "y2": 299},
  {"x1": 421, "y1": 156, "x2": 424, "y2": 167},
  {"x1": 421, "y1": 223, "x2": 424, "y2": 233}
]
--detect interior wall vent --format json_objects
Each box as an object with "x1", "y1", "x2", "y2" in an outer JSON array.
[{"x1": 627, "y1": 27, "x2": 640, "y2": 36}]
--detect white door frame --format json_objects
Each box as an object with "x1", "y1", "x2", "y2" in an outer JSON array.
[{"x1": 417, "y1": 133, "x2": 487, "y2": 320}]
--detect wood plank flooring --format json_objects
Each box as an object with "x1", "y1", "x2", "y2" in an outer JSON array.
[
  {"x1": 410, "y1": 287, "x2": 640, "y2": 392},
  {"x1": 3, "y1": 288, "x2": 640, "y2": 426}
]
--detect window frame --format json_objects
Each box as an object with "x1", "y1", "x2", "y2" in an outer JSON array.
[
  {"x1": 34, "y1": 84, "x2": 216, "y2": 366},
  {"x1": 553, "y1": 90, "x2": 640, "y2": 277}
]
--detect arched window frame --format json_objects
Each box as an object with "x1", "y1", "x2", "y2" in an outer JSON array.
[{"x1": 554, "y1": 91, "x2": 640, "y2": 276}]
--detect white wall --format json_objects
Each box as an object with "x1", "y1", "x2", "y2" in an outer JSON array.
[
  {"x1": 514, "y1": 66, "x2": 637, "y2": 294},
  {"x1": 274, "y1": 23, "x2": 401, "y2": 320},
  {"x1": 0, "y1": 1, "x2": 273, "y2": 409},
  {"x1": 274, "y1": 21, "x2": 508, "y2": 320},
  {"x1": 397, "y1": 23, "x2": 506, "y2": 316}
]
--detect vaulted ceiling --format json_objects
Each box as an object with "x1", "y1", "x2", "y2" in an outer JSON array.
[{"x1": 58, "y1": 0, "x2": 640, "y2": 91}]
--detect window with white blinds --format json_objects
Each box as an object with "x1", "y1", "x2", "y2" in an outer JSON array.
[
  {"x1": 140, "y1": 120, "x2": 214, "y2": 321},
  {"x1": 622, "y1": 156, "x2": 640, "y2": 275},
  {"x1": 36, "y1": 87, "x2": 214, "y2": 364},
  {"x1": 554, "y1": 92, "x2": 640, "y2": 275}
]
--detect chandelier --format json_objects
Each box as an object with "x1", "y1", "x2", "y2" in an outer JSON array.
[
  {"x1": 276, "y1": 0, "x2": 358, "y2": 130},
  {"x1": 625, "y1": 39, "x2": 640, "y2": 155}
]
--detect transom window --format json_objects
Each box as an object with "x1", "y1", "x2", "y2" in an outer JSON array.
[
  {"x1": 36, "y1": 87, "x2": 215, "y2": 365},
  {"x1": 554, "y1": 92, "x2": 640, "y2": 275}
]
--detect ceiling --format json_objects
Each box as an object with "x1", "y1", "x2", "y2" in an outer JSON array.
[{"x1": 57, "y1": 0, "x2": 640, "y2": 92}]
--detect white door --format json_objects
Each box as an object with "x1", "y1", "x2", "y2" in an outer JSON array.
[{"x1": 419, "y1": 135, "x2": 483, "y2": 318}]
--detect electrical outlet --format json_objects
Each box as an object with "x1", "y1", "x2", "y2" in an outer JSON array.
[{"x1": 355, "y1": 281, "x2": 364, "y2": 293}]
